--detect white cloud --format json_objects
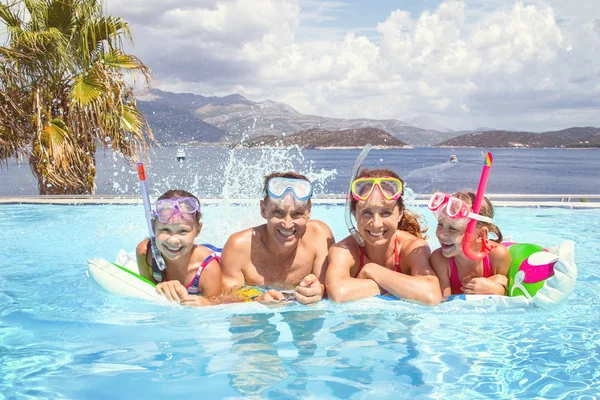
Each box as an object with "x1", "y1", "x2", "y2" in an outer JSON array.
[{"x1": 103, "y1": 0, "x2": 600, "y2": 131}]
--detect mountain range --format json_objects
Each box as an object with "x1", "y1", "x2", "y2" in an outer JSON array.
[{"x1": 136, "y1": 89, "x2": 600, "y2": 148}]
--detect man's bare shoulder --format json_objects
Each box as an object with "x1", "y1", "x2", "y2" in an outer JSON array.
[
  {"x1": 306, "y1": 219, "x2": 334, "y2": 238},
  {"x1": 224, "y1": 226, "x2": 262, "y2": 251}
]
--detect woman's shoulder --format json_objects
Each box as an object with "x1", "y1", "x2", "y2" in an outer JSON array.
[{"x1": 397, "y1": 230, "x2": 429, "y2": 249}]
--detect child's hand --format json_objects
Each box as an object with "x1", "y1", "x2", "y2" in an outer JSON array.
[
  {"x1": 179, "y1": 295, "x2": 212, "y2": 307},
  {"x1": 295, "y1": 274, "x2": 323, "y2": 305},
  {"x1": 155, "y1": 280, "x2": 188, "y2": 302}
]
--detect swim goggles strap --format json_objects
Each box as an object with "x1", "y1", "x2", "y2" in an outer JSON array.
[{"x1": 468, "y1": 212, "x2": 493, "y2": 224}]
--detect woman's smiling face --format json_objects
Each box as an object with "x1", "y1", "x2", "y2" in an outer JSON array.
[{"x1": 355, "y1": 189, "x2": 402, "y2": 246}]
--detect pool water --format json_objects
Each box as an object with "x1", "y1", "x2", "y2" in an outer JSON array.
[{"x1": 1, "y1": 203, "x2": 599, "y2": 399}]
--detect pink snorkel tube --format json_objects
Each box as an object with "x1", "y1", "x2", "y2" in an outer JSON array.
[{"x1": 462, "y1": 152, "x2": 495, "y2": 260}]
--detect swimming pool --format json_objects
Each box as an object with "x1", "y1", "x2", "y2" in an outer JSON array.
[{"x1": 1, "y1": 203, "x2": 599, "y2": 398}]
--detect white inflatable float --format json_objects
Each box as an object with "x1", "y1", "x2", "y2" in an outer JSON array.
[
  {"x1": 87, "y1": 250, "x2": 166, "y2": 302},
  {"x1": 88, "y1": 240, "x2": 577, "y2": 310}
]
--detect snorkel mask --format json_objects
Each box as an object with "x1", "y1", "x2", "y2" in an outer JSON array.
[
  {"x1": 351, "y1": 177, "x2": 403, "y2": 202},
  {"x1": 428, "y1": 192, "x2": 493, "y2": 227},
  {"x1": 345, "y1": 144, "x2": 372, "y2": 247},
  {"x1": 153, "y1": 197, "x2": 200, "y2": 224},
  {"x1": 267, "y1": 177, "x2": 313, "y2": 205}
]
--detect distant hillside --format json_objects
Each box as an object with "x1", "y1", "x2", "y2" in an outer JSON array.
[
  {"x1": 195, "y1": 99, "x2": 458, "y2": 146},
  {"x1": 137, "y1": 89, "x2": 227, "y2": 144},
  {"x1": 437, "y1": 130, "x2": 567, "y2": 148},
  {"x1": 437, "y1": 127, "x2": 600, "y2": 148},
  {"x1": 237, "y1": 128, "x2": 408, "y2": 149},
  {"x1": 136, "y1": 89, "x2": 599, "y2": 148},
  {"x1": 542, "y1": 127, "x2": 600, "y2": 148}
]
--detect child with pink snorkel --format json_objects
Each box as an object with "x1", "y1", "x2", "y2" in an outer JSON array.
[
  {"x1": 136, "y1": 189, "x2": 222, "y2": 306},
  {"x1": 429, "y1": 153, "x2": 510, "y2": 297},
  {"x1": 428, "y1": 191, "x2": 510, "y2": 296}
]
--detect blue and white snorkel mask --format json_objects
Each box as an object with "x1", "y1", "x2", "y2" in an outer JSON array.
[{"x1": 267, "y1": 177, "x2": 313, "y2": 204}]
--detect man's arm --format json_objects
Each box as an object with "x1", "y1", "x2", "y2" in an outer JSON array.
[{"x1": 295, "y1": 220, "x2": 335, "y2": 304}]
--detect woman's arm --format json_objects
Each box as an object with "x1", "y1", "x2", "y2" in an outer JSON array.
[
  {"x1": 325, "y1": 241, "x2": 382, "y2": 303},
  {"x1": 360, "y1": 239, "x2": 441, "y2": 305}
]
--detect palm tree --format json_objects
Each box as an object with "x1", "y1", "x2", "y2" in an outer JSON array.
[{"x1": 0, "y1": 0, "x2": 154, "y2": 194}]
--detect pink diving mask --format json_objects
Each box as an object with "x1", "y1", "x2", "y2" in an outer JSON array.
[{"x1": 428, "y1": 192, "x2": 493, "y2": 225}]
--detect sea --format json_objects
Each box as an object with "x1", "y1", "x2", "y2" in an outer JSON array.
[{"x1": 1, "y1": 146, "x2": 599, "y2": 197}]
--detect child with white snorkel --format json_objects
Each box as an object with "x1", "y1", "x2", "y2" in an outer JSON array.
[
  {"x1": 429, "y1": 153, "x2": 511, "y2": 297},
  {"x1": 136, "y1": 189, "x2": 222, "y2": 306}
]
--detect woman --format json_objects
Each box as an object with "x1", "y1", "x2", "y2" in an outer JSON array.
[{"x1": 325, "y1": 168, "x2": 441, "y2": 305}]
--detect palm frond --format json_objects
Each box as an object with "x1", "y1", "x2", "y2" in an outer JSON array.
[
  {"x1": 70, "y1": 68, "x2": 104, "y2": 105},
  {"x1": 0, "y1": 3, "x2": 22, "y2": 29},
  {"x1": 102, "y1": 50, "x2": 146, "y2": 71}
]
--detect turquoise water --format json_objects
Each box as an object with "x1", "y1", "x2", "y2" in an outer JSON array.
[{"x1": 1, "y1": 203, "x2": 599, "y2": 398}]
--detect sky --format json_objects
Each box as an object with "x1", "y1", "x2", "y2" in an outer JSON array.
[{"x1": 7, "y1": 0, "x2": 600, "y2": 132}]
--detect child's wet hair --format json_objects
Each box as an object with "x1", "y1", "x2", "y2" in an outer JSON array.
[
  {"x1": 157, "y1": 189, "x2": 202, "y2": 223},
  {"x1": 262, "y1": 171, "x2": 312, "y2": 208},
  {"x1": 453, "y1": 191, "x2": 503, "y2": 243},
  {"x1": 351, "y1": 168, "x2": 427, "y2": 239}
]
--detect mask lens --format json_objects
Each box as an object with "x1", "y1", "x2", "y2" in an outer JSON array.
[
  {"x1": 446, "y1": 197, "x2": 465, "y2": 217},
  {"x1": 155, "y1": 199, "x2": 175, "y2": 215},
  {"x1": 352, "y1": 180, "x2": 374, "y2": 200},
  {"x1": 428, "y1": 192, "x2": 447, "y2": 210},
  {"x1": 379, "y1": 179, "x2": 401, "y2": 199},
  {"x1": 177, "y1": 197, "x2": 199, "y2": 213}
]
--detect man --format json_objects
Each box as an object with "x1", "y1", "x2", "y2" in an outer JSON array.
[{"x1": 220, "y1": 172, "x2": 334, "y2": 305}]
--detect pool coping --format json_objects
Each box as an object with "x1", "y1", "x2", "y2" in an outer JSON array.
[{"x1": 2, "y1": 194, "x2": 600, "y2": 208}]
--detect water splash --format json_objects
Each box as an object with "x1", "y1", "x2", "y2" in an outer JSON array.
[{"x1": 100, "y1": 145, "x2": 337, "y2": 242}]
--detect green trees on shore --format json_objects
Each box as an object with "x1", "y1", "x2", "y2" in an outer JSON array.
[{"x1": 0, "y1": 0, "x2": 154, "y2": 194}]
